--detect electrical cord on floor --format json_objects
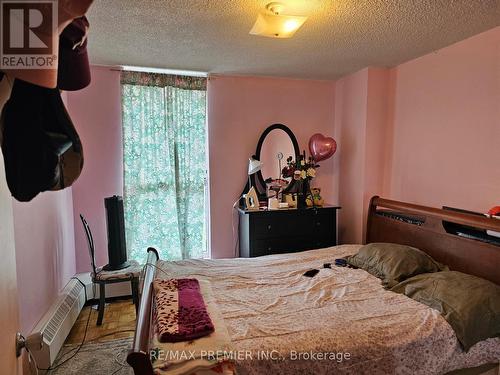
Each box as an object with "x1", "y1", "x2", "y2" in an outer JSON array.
[
  {"x1": 28, "y1": 328, "x2": 136, "y2": 375},
  {"x1": 40, "y1": 301, "x2": 91, "y2": 373},
  {"x1": 52, "y1": 327, "x2": 136, "y2": 360},
  {"x1": 111, "y1": 346, "x2": 130, "y2": 374},
  {"x1": 35, "y1": 264, "x2": 171, "y2": 374},
  {"x1": 26, "y1": 347, "x2": 39, "y2": 375},
  {"x1": 32, "y1": 277, "x2": 94, "y2": 373},
  {"x1": 27, "y1": 275, "x2": 141, "y2": 374},
  {"x1": 49, "y1": 278, "x2": 94, "y2": 357},
  {"x1": 86, "y1": 329, "x2": 136, "y2": 343},
  {"x1": 232, "y1": 197, "x2": 242, "y2": 257}
]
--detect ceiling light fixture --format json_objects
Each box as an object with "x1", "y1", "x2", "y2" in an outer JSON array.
[{"x1": 249, "y1": 2, "x2": 307, "y2": 39}]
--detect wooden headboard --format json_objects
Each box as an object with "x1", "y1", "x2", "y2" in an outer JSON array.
[{"x1": 366, "y1": 196, "x2": 500, "y2": 285}]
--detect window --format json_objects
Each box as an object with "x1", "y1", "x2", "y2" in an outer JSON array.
[{"x1": 121, "y1": 71, "x2": 208, "y2": 262}]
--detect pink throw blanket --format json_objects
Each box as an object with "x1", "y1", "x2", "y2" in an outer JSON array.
[{"x1": 153, "y1": 278, "x2": 214, "y2": 342}]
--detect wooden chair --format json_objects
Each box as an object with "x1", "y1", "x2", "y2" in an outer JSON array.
[{"x1": 80, "y1": 214, "x2": 142, "y2": 325}]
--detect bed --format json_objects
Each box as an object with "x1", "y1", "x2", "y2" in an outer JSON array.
[{"x1": 127, "y1": 196, "x2": 500, "y2": 375}]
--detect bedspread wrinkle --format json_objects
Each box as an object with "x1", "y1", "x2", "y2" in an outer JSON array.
[{"x1": 157, "y1": 245, "x2": 500, "y2": 375}]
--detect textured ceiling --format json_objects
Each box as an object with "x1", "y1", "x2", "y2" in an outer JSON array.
[{"x1": 87, "y1": 0, "x2": 500, "y2": 80}]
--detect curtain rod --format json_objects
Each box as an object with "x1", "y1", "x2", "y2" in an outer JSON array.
[{"x1": 103, "y1": 64, "x2": 208, "y2": 77}]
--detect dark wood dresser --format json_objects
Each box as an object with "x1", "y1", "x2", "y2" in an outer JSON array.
[{"x1": 238, "y1": 205, "x2": 340, "y2": 257}]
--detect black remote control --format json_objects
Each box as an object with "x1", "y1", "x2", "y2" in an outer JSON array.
[{"x1": 303, "y1": 269, "x2": 320, "y2": 277}]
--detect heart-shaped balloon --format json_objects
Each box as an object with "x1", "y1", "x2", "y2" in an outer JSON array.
[{"x1": 309, "y1": 133, "x2": 337, "y2": 162}]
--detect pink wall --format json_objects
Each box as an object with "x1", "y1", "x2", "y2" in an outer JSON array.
[
  {"x1": 363, "y1": 69, "x2": 392, "y2": 236},
  {"x1": 65, "y1": 26, "x2": 500, "y2": 263},
  {"x1": 12, "y1": 189, "x2": 76, "y2": 333},
  {"x1": 67, "y1": 71, "x2": 337, "y2": 262},
  {"x1": 66, "y1": 67, "x2": 124, "y2": 273},
  {"x1": 333, "y1": 67, "x2": 391, "y2": 244},
  {"x1": 335, "y1": 26, "x2": 500, "y2": 243},
  {"x1": 12, "y1": 92, "x2": 77, "y2": 334},
  {"x1": 0, "y1": 78, "x2": 22, "y2": 374},
  {"x1": 387, "y1": 26, "x2": 500, "y2": 212},
  {"x1": 208, "y1": 75, "x2": 337, "y2": 258},
  {"x1": 334, "y1": 69, "x2": 369, "y2": 244}
]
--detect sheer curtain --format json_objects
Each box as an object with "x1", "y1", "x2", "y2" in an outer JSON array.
[{"x1": 121, "y1": 71, "x2": 208, "y2": 262}]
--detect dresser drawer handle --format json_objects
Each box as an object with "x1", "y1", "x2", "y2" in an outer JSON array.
[
  {"x1": 268, "y1": 246, "x2": 272, "y2": 251},
  {"x1": 316, "y1": 222, "x2": 321, "y2": 226},
  {"x1": 267, "y1": 224, "x2": 272, "y2": 230}
]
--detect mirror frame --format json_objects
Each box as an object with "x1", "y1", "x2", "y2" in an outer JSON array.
[{"x1": 253, "y1": 124, "x2": 300, "y2": 200}]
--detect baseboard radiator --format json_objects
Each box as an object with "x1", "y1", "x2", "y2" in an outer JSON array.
[{"x1": 30, "y1": 278, "x2": 86, "y2": 370}]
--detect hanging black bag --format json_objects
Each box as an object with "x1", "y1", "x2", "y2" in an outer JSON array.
[{"x1": 0, "y1": 78, "x2": 84, "y2": 202}]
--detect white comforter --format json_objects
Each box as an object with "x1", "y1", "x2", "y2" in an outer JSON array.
[{"x1": 156, "y1": 245, "x2": 500, "y2": 375}]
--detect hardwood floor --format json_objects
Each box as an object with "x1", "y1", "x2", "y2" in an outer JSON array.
[{"x1": 65, "y1": 299, "x2": 137, "y2": 345}]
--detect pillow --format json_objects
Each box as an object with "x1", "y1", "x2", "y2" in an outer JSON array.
[
  {"x1": 344, "y1": 243, "x2": 446, "y2": 288},
  {"x1": 391, "y1": 271, "x2": 500, "y2": 351}
]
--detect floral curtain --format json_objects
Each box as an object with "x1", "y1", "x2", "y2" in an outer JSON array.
[{"x1": 121, "y1": 71, "x2": 208, "y2": 263}]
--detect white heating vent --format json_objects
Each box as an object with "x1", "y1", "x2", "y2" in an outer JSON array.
[{"x1": 30, "y1": 278, "x2": 86, "y2": 370}]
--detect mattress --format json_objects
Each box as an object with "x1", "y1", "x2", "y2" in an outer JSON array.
[{"x1": 156, "y1": 245, "x2": 500, "y2": 375}]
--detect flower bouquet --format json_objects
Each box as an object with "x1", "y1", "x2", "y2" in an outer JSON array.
[{"x1": 281, "y1": 151, "x2": 319, "y2": 208}]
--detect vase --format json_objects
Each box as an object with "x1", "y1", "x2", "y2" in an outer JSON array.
[
  {"x1": 283, "y1": 179, "x2": 310, "y2": 209},
  {"x1": 297, "y1": 179, "x2": 310, "y2": 209}
]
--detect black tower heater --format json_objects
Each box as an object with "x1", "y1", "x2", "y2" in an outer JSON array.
[{"x1": 104, "y1": 195, "x2": 129, "y2": 271}]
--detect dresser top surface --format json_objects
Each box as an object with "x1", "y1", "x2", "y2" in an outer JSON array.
[{"x1": 238, "y1": 205, "x2": 341, "y2": 215}]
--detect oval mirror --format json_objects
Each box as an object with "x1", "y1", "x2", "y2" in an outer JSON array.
[
  {"x1": 259, "y1": 130, "x2": 296, "y2": 181},
  {"x1": 252, "y1": 124, "x2": 300, "y2": 200}
]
